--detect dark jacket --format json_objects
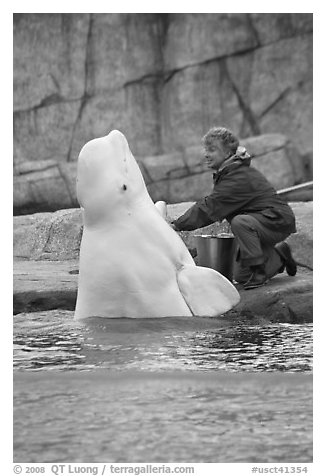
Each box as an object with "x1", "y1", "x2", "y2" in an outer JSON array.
[{"x1": 173, "y1": 158, "x2": 296, "y2": 234}]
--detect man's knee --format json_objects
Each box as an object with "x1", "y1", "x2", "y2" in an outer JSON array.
[{"x1": 230, "y1": 214, "x2": 255, "y2": 233}]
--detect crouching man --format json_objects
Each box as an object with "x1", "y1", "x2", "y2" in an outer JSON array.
[{"x1": 171, "y1": 126, "x2": 297, "y2": 290}]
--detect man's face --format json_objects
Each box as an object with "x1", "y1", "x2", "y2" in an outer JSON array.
[{"x1": 203, "y1": 141, "x2": 226, "y2": 170}]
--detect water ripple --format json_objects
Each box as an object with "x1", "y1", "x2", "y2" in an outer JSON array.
[{"x1": 13, "y1": 311, "x2": 312, "y2": 373}]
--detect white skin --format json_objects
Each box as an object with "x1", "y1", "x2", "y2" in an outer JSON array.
[
  {"x1": 203, "y1": 141, "x2": 231, "y2": 170},
  {"x1": 75, "y1": 130, "x2": 239, "y2": 318}
]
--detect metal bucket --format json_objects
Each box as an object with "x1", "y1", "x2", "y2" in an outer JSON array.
[{"x1": 195, "y1": 233, "x2": 236, "y2": 282}]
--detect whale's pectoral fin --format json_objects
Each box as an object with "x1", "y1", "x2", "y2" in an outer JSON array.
[
  {"x1": 177, "y1": 265, "x2": 240, "y2": 317},
  {"x1": 154, "y1": 201, "x2": 167, "y2": 220}
]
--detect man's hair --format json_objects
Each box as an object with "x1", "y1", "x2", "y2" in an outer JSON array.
[{"x1": 203, "y1": 127, "x2": 239, "y2": 154}]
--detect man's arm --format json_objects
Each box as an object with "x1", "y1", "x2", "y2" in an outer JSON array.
[
  {"x1": 172, "y1": 171, "x2": 251, "y2": 231},
  {"x1": 172, "y1": 193, "x2": 222, "y2": 231}
]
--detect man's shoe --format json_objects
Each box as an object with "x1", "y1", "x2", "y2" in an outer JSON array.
[
  {"x1": 275, "y1": 242, "x2": 297, "y2": 276},
  {"x1": 243, "y1": 266, "x2": 268, "y2": 290}
]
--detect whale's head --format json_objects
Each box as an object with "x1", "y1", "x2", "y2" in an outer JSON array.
[{"x1": 76, "y1": 130, "x2": 148, "y2": 226}]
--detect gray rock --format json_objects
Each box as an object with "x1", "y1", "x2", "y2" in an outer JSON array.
[
  {"x1": 13, "y1": 13, "x2": 313, "y2": 214},
  {"x1": 86, "y1": 14, "x2": 163, "y2": 93},
  {"x1": 13, "y1": 260, "x2": 79, "y2": 314},
  {"x1": 227, "y1": 270, "x2": 313, "y2": 323},
  {"x1": 160, "y1": 61, "x2": 243, "y2": 153},
  {"x1": 13, "y1": 13, "x2": 89, "y2": 111},
  {"x1": 68, "y1": 86, "x2": 161, "y2": 164},
  {"x1": 226, "y1": 34, "x2": 313, "y2": 158},
  {"x1": 14, "y1": 161, "x2": 78, "y2": 213},
  {"x1": 14, "y1": 100, "x2": 82, "y2": 167},
  {"x1": 14, "y1": 209, "x2": 82, "y2": 260},
  {"x1": 286, "y1": 202, "x2": 313, "y2": 270},
  {"x1": 250, "y1": 13, "x2": 312, "y2": 45},
  {"x1": 243, "y1": 135, "x2": 301, "y2": 187},
  {"x1": 163, "y1": 13, "x2": 259, "y2": 70}
]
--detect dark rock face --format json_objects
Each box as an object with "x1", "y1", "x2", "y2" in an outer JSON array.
[{"x1": 14, "y1": 13, "x2": 312, "y2": 214}]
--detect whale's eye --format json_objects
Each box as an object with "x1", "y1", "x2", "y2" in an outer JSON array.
[{"x1": 122, "y1": 184, "x2": 127, "y2": 191}]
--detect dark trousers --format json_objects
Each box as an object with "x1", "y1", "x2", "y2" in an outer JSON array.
[{"x1": 230, "y1": 214, "x2": 290, "y2": 283}]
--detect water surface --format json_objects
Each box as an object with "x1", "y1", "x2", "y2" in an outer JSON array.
[
  {"x1": 13, "y1": 310, "x2": 313, "y2": 373},
  {"x1": 13, "y1": 311, "x2": 313, "y2": 463}
]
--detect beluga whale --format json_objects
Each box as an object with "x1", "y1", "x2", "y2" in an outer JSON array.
[{"x1": 74, "y1": 130, "x2": 240, "y2": 319}]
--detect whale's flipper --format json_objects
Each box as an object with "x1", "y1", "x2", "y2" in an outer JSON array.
[
  {"x1": 154, "y1": 201, "x2": 167, "y2": 220},
  {"x1": 177, "y1": 265, "x2": 240, "y2": 317}
]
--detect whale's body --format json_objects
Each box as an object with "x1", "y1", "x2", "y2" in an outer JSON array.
[{"x1": 74, "y1": 130, "x2": 240, "y2": 319}]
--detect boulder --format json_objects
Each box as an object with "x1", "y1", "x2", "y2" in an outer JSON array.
[
  {"x1": 286, "y1": 202, "x2": 313, "y2": 270},
  {"x1": 14, "y1": 209, "x2": 82, "y2": 261}
]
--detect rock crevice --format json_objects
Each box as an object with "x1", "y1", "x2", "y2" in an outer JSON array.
[{"x1": 14, "y1": 13, "x2": 312, "y2": 214}]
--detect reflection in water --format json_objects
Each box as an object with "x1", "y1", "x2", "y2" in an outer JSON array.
[{"x1": 13, "y1": 310, "x2": 313, "y2": 373}]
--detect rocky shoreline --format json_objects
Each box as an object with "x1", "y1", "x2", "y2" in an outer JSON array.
[{"x1": 13, "y1": 201, "x2": 313, "y2": 324}]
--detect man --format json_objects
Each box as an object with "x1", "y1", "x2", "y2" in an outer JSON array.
[{"x1": 171, "y1": 127, "x2": 297, "y2": 290}]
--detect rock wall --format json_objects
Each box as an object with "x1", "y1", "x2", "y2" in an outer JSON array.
[{"x1": 13, "y1": 13, "x2": 313, "y2": 214}]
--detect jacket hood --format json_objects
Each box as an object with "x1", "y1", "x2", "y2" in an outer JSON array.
[{"x1": 218, "y1": 146, "x2": 251, "y2": 173}]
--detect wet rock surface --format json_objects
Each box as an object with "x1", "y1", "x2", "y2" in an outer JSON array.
[
  {"x1": 13, "y1": 257, "x2": 312, "y2": 324},
  {"x1": 14, "y1": 260, "x2": 79, "y2": 315}
]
